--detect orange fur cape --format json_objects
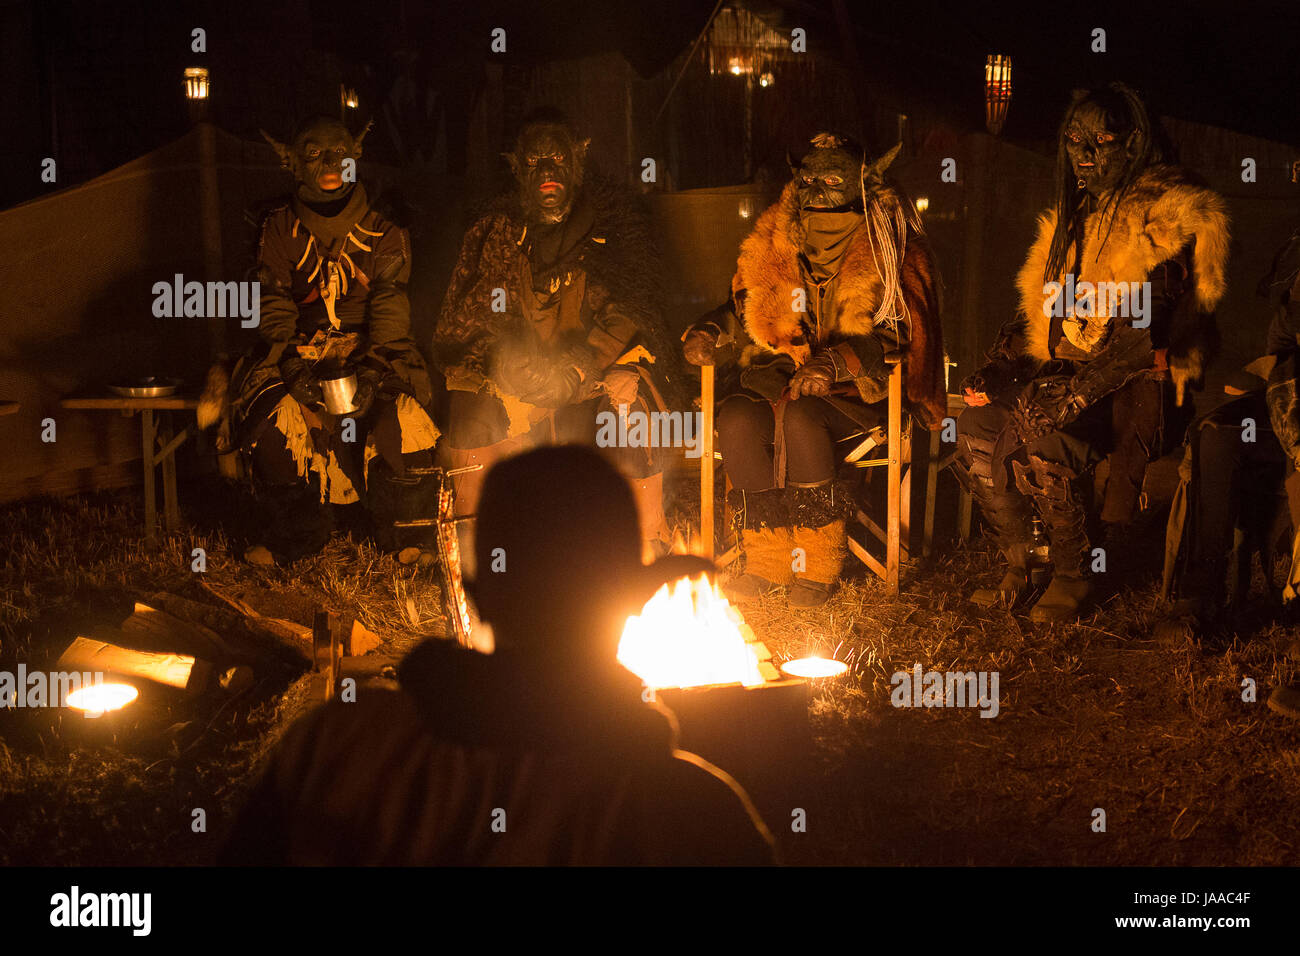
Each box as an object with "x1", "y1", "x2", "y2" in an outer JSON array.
[{"x1": 731, "y1": 181, "x2": 946, "y2": 427}]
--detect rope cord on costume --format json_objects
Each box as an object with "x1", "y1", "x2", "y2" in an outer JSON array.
[{"x1": 857, "y1": 164, "x2": 920, "y2": 336}]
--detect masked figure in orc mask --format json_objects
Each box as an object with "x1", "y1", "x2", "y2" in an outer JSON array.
[
  {"x1": 954, "y1": 83, "x2": 1229, "y2": 621},
  {"x1": 436, "y1": 109, "x2": 678, "y2": 561},
  {"x1": 227, "y1": 116, "x2": 439, "y2": 564},
  {"x1": 681, "y1": 132, "x2": 946, "y2": 607}
]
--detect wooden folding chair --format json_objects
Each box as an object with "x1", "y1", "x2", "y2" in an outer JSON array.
[
  {"x1": 843, "y1": 352, "x2": 911, "y2": 594},
  {"x1": 701, "y1": 357, "x2": 942, "y2": 596}
]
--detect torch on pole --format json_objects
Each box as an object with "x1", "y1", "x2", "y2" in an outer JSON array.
[{"x1": 700, "y1": 364, "x2": 715, "y2": 561}]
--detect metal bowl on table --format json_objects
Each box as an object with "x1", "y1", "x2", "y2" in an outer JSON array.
[{"x1": 108, "y1": 377, "x2": 184, "y2": 399}]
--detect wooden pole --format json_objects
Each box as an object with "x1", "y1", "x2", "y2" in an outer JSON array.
[
  {"x1": 700, "y1": 364, "x2": 715, "y2": 560},
  {"x1": 886, "y1": 360, "x2": 902, "y2": 594}
]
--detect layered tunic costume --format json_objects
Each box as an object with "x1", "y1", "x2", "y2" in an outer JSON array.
[
  {"x1": 231, "y1": 183, "x2": 440, "y2": 558},
  {"x1": 436, "y1": 177, "x2": 677, "y2": 551}
]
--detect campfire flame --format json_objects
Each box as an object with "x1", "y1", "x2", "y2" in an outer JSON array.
[{"x1": 618, "y1": 574, "x2": 765, "y2": 689}]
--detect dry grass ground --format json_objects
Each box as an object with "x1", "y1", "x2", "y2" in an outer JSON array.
[
  {"x1": 748, "y1": 535, "x2": 1300, "y2": 866},
  {"x1": 0, "y1": 490, "x2": 440, "y2": 866},
  {"x1": 1, "y1": 484, "x2": 1298, "y2": 866}
]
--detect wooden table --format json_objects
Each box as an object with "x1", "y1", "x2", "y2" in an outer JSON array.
[{"x1": 60, "y1": 394, "x2": 199, "y2": 544}]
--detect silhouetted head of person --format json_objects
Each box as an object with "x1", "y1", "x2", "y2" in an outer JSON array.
[{"x1": 471, "y1": 446, "x2": 666, "y2": 682}]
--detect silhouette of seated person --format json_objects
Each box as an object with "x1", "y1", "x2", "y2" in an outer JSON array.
[{"x1": 221, "y1": 445, "x2": 776, "y2": 865}]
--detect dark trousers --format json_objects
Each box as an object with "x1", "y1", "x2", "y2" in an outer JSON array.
[
  {"x1": 716, "y1": 390, "x2": 883, "y2": 490},
  {"x1": 1184, "y1": 392, "x2": 1290, "y2": 583},
  {"x1": 249, "y1": 398, "x2": 436, "y2": 557},
  {"x1": 957, "y1": 377, "x2": 1174, "y2": 522}
]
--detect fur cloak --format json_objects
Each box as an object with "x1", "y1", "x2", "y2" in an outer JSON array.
[
  {"x1": 732, "y1": 181, "x2": 946, "y2": 427},
  {"x1": 436, "y1": 176, "x2": 679, "y2": 402},
  {"x1": 1016, "y1": 164, "x2": 1230, "y2": 397}
]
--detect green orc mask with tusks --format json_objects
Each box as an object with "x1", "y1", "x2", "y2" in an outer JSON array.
[{"x1": 261, "y1": 116, "x2": 372, "y2": 204}]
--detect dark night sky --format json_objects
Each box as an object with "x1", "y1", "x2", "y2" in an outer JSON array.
[
  {"x1": 390, "y1": 0, "x2": 1300, "y2": 144},
  {"x1": 6, "y1": 0, "x2": 1298, "y2": 207}
]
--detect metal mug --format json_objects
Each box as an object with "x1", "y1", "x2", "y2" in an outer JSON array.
[{"x1": 319, "y1": 372, "x2": 358, "y2": 415}]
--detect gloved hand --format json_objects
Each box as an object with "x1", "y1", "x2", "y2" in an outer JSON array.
[
  {"x1": 682, "y1": 324, "x2": 720, "y2": 366},
  {"x1": 600, "y1": 366, "x2": 641, "y2": 408},
  {"x1": 1010, "y1": 376, "x2": 1074, "y2": 444},
  {"x1": 389, "y1": 358, "x2": 433, "y2": 407},
  {"x1": 960, "y1": 363, "x2": 996, "y2": 405},
  {"x1": 494, "y1": 338, "x2": 549, "y2": 398},
  {"x1": 351, "y1": 368, "x2": 383, "y2": 417},
  {"x1": 280, "y1": 356, "x2": 323, "y2": 408},
  {"x1": 519, "y1": 362, "x2": 584, "y2": 407},
  {"x1": 788, "y1": 351, "x2": 839, "y2": 399}
]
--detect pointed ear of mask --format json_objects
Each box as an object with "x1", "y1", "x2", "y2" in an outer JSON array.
[
  {"x1": 502, "y1": 151, "x2": 520, "y2": 178},
  {"x1": 260, "y1": 129, "x2": 292, "y2": 169},
  {"x1": 786, "y1": 148, "x2": 801, "y2": 177},
  {"x1": 575, "y1": 137, "x2": 591, "y2": 165},
  {"x1": 1123, "y1": 126, "x2": 1145, "y2": 161},
  {"x1": 864, "y1": 142, "x2": 902, "y2": 186},
  {"x1": 353, "y1": 119, "x2": 374, "y2": 158}
]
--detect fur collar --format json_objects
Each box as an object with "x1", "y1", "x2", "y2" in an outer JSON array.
[
  {"x1": 734, "y1": 181, "x2": 885, "y2": 364},
  {"x1": 732, "y1": 182, "x2": 947, "y2": 427},
  {"x1": 1018, "y1": 164, "x2": 1230, "y2": 362}
]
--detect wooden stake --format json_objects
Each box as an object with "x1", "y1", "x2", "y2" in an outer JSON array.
[
  {"x1": 886, "y1": 360, "x2": 902, "y2": 595},
  {"x1": 700, "y1": 364, "x2": 715, "y2": 561}
]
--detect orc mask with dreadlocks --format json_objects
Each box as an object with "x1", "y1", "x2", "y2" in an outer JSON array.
[{"x1": 1045, "y1": 83, "x2": 1161, "y2": 282}]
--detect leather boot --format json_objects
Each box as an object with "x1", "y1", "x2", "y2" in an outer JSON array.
[
  {"x1": 445, "y1": 437, "x2": 528, "y2": 519},
  {"x1": 446, "y1": 437, "x2": 527, "y2": 578},
  {"x1": 1014, "y1": 457, "x2": 1095, "y2": 623},
  {"x1": 787, "y1": 481, "x2": 850, "y2": 608},
  {"x1": 248, "y1": 479, "x2": 333, "y2": 564},
  {"x1": 629, "y1": 471, "x2": 672, "y2": 561},
  {"x1": 725, "y1": 488, "x2": 793, "y2": 602},
  {"x1": 970, "y1": 543, "x2": 1033, "y2": 609},
  {"x1": 958, "y1": 461, "x2": 1036, "y2": 609},
  {"x1": 1153, "y1": 559, "x2": 1225, "y2": 646}
]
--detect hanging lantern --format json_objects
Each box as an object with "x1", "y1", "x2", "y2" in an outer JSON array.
[
  {"x1": 984, "y1": 55, "x2": 1012, "y2": 136},
  {"x1": 184, "y1": 67, "x2": 209, "y2": 101},
  {"x1": 915, "y1": 196, "x2": 930, "y2": 214}
]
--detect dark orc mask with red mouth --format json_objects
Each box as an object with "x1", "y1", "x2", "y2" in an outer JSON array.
[{"x1": 505, "y1": 118, "x2": 590, "y2": 226}]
